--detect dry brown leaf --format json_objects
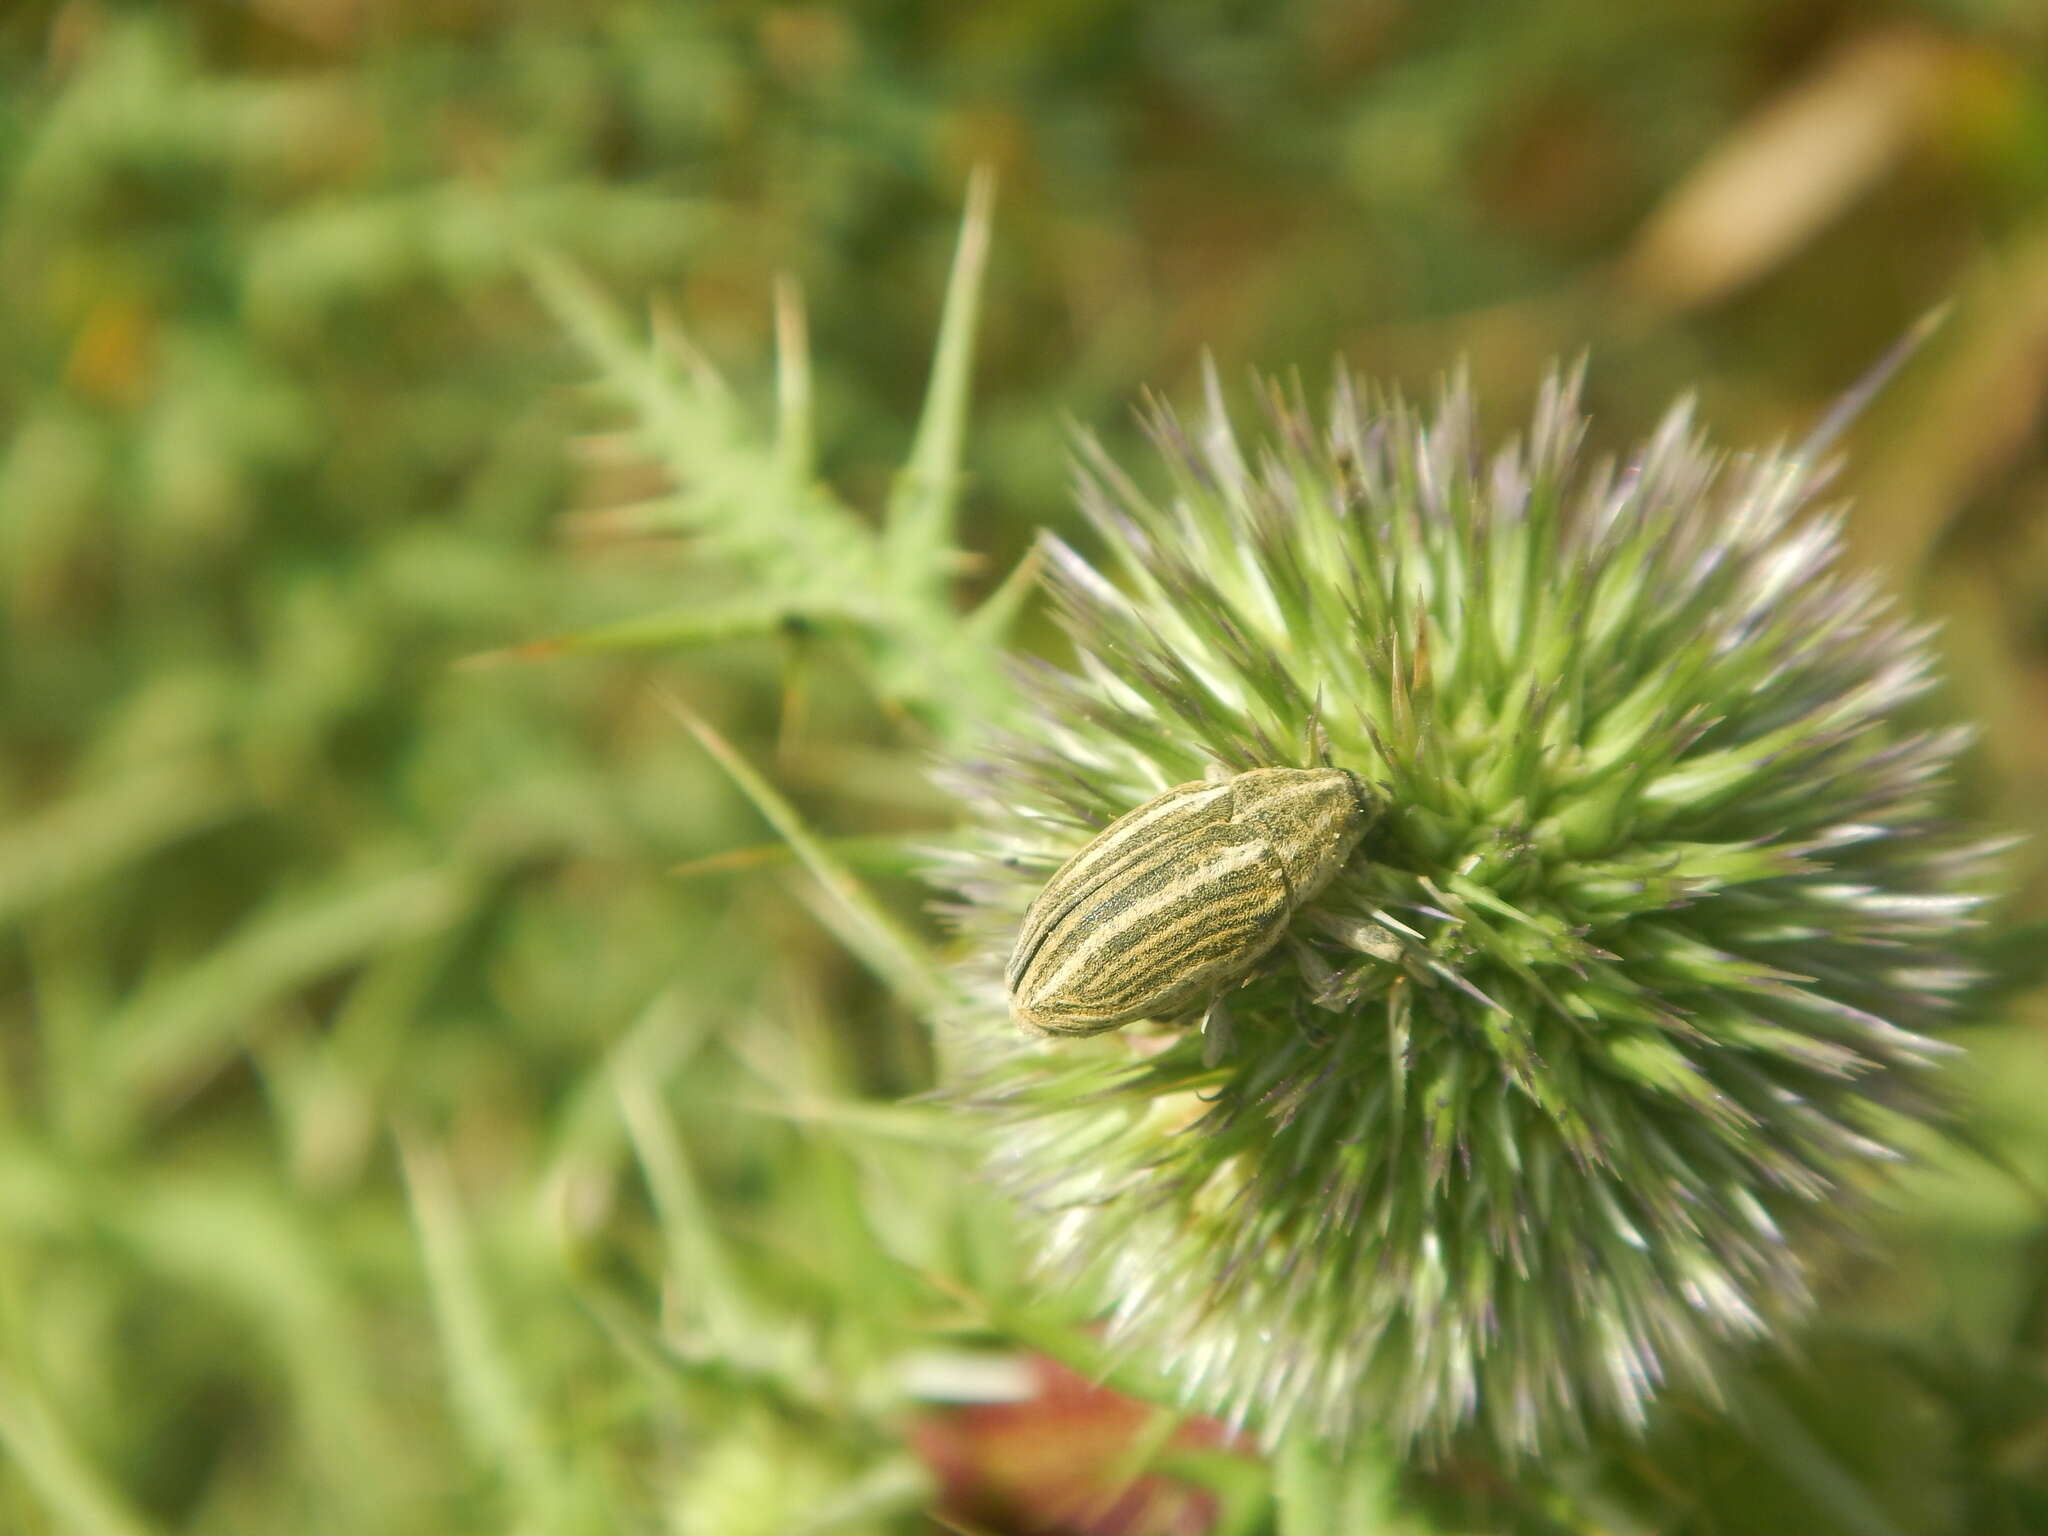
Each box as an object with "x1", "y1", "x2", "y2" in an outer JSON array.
[{"x1": 1626, "y1": 27, "x2": 1954, "y2": 310}]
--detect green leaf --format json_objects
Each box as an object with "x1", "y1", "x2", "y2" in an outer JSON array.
[{"x1": 1273, "y1": 1437, "x2": 1413, "y2": 1536}]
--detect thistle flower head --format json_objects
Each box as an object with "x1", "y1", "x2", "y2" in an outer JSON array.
[{"x1": 932, "y1": 365, "x2": 2002, "y2": 1459}]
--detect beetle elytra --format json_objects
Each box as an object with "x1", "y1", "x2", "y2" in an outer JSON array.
[{"x1": 1005, "y1": 766, "x2": 1374, "y2": 1036}]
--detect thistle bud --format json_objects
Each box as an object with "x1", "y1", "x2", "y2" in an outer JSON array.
[{"x1": 931, "y1": 365, "x2": 2003, "y2": 1459}]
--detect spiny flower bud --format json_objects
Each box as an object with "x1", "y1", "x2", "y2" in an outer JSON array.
[{"x1": 931, "y1": 364, "x2": 2003, "y2": 1460}]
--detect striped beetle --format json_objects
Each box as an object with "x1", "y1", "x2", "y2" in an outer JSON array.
[{"x1": 1006, "y1": 767, "x2": 1375, "y2": 1036}]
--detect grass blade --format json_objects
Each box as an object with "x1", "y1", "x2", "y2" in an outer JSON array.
[
  {"x1": 615, "y1": 1068, "x2": 759, "y2": 1359},
  {"x1": 658, "y1": 690, "x2": 947, "y2": 1010},
  {"x1": 774, "y1": 274, "x2": 814, "y2": 500},
  {"x1": 0, "y1": 761, "x2": 241, "y2": 929},
  {"x1": 0, "y1": 1368, "x2": 160, "y2": 1536},
  {"x1": 97, "y1": 865, "x2": 469, "y2": 1133},
  {"x1": 397, "y1": 1128, "x2": 570, "y2": 1523}
]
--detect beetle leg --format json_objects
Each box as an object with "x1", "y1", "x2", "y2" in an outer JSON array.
[
  {"x1": 1201, "y1": 993, "x2": 1237, "y2": 1067},
  {"x1": 1289, "y1": 935, "x2": 1350, "y2": 1011},
  {"x1": 1291, "y1": 987, "x2": 1334, "y2": 1046}
]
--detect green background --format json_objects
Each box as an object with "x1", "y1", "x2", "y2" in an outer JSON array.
[{"x1": 2, "y1": 2, "x2": 2046, "y2": 1532}]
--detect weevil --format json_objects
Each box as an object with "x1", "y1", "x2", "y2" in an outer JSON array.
[{"x1": 1005, "y1": 767, "x2": 1374, "y2": 1036}]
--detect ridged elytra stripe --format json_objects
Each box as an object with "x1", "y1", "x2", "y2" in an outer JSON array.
[
  {"x1": 1007, "y1": 767, "x2": 1375, "y2": 1036},
  {"x1": 1019, "y1": 827, "x2": 1286, "y2": 1023},
  {"x1": 1003, "y1": 780, "x2": 1234, "y2": 991}
]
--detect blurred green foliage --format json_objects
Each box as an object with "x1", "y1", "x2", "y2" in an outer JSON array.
[{"x1": 1, "y1": 1, "x2": 2046, "y2": 1532}]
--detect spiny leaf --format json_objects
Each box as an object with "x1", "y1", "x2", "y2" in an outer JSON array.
[{"x1": 887, "y1": 167, "x2": 995, "y2": 582}]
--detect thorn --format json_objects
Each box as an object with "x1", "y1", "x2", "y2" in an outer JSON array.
[
  {"x1": 1797, "y1": 302, "x2": 1953, "y2": 463},
  {"x1": 453, "y1": 637, "x2": 563, "y2": 669}
]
